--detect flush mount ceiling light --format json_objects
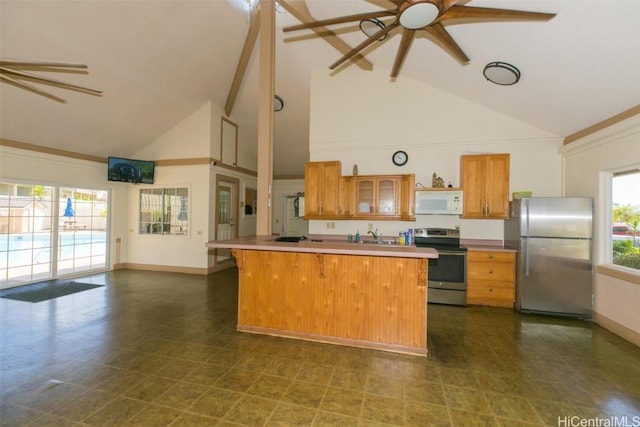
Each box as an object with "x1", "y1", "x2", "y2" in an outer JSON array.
[
  {"x1": 274, "y1": 94, "x2": 284, "y2": 112},
  {"x1": 483, "y1": 62, "x2": 521, "y2": 86},
  {"x1": 359, "y1": 18, "x2": 387, "y2": 41}
]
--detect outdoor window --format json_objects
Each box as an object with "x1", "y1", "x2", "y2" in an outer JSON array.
[
  {"x1": 611, "y1": 170, "x2": 640, "y2": 270},
  {"x1": 139, "y1": 187, "x2": 189, "y2": 235}
]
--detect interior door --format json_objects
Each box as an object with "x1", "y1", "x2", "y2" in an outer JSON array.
[{"x1": 215, "y1": 176, "x2": 238, "y2": 268}]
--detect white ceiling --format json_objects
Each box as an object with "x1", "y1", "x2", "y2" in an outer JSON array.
[{"x1": 1, "y1": 0, "x2": 639, "y2": 177}]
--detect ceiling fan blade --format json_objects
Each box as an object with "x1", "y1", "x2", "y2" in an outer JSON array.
[
  {"x1": 423, "y1": 23, "x2": 469, "y2": 63},
  {"x1": 329, "y1": 23, "x2": 399, "y2": 70},
  {"x1": 442, "y1": 0, "x2": 462, "y2": 11},
  {"x1": 0, "y1": 59, "x2": 89, "y2": 69},
  {"x1": 278, "y1": 0, "x2": 373, "y2": 70},
  {"x1": 440, "y1": 5, "x2": 555, "y2": 22},
  {"x1": 0, "y1": 73, "x2": 67, "y2": 103},
  {"x1": 391, "y1": 29, "x2": 416, "y2": 78},
  {"x1": 0, "y1": 67, "x2": 103, "y2": 95},
  {"x1": 283, "y1": 10, "x2": 396, "y2": 32}
]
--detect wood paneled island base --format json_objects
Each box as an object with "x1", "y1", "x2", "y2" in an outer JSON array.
[{"x1": 231, "y1": 248, "x2": 429, "y2": 356}]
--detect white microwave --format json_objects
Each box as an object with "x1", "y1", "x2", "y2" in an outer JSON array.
[{"x1": 415, "y1": 189, "x2": 463, "y2": 215}]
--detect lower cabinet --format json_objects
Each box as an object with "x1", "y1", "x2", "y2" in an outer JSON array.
[
  {"x1": 232, "y1": 249, "x2": 428, "y2": 355},
  {"x1": 466, "y1": 250, "x2": 516, "y2": 308}
]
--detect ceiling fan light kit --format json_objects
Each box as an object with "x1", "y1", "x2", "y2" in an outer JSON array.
[
  {"x1": 399, "y1": 2, "x2": 440, "y2": 29},
  {"x1": 483, "y1": 62, "x2": 521, "y2": 86}
]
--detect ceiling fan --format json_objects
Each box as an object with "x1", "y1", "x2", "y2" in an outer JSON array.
[
  {"x1": 283, "y1": 0, "x2": 556, "y2": 78},
  {"x1": 0, "y1": 59, "x2": 102, "y2": 103}
]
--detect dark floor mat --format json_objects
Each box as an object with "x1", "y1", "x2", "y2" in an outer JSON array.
[{"x1": 0, "y1": 280, "x2": 104, "y2": 303}]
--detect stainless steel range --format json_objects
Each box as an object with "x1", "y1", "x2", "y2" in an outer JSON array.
[{"x1": 414, "y1": 228, "x2": 467, "y2": 306}]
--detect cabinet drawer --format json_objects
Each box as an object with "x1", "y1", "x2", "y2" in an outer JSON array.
[
  {"x1": 467, "y1": 262, "x2": 515, "y2": 281},
  {"x1": 467, "y1": 279, "x2": 514, "y2": 307},
  {"x1": 467, "y1": 251, "x2": 514, "y2": 264}
]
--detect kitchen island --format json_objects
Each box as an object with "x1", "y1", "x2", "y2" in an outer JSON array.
[{"x1": 206, "y1": 236, "x2": 438, "y2": 356}]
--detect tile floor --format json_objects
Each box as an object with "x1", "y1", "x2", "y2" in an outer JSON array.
[{"x1": 1, "y1": 269, "x2": 639, "y2": 426}]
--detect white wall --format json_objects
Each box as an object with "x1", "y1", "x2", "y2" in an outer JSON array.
[
  {"x1": 0, "y1": 145, "x2": 129, "y2": 268},
  {"x1": 308, "y1": 67, "x2": 563, "y2": 240},
  {"x1": 562, "y1": 114, "x2": 640, "y2": 342},
  {"x1": 125, "y1": 164, "x2": 211, "y2": 269},
  {"x1": 127, "y1": 101, "x2": 258, "y2": 271},
  {"x1": 136, "y1": 102, "x2": 212, "y2": 159}
]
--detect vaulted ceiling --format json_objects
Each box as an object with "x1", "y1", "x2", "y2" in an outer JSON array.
[{"x1": 1, "y1": 0, "x2": 639, "y2": 176}]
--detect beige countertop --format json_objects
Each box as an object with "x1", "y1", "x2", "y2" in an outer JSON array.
[
  {"x1": 460, "y1": 239, "x2": 517, "y2": 252},
  {"x1": 206, "y1": 235, "x2": 439, "y2": 259}
]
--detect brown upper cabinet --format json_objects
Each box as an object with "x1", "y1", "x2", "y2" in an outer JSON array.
[
  {"x1": 304, "y1": 161, "x2": 415, "y2": 221},
  {"x1": 460, "y1": 154, "x2": 510, "y2": 219},
  {"x1": 354, "y1": 176, "x2": 399, "y2": 218},
  {"x1": 400, "y1": 174, "x2": 416, "y2": 221},
  {"x1": 304, "y1": 161, "x2": 342, "y2": 219}
]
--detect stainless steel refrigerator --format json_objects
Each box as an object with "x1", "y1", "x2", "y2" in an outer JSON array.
[{"x1": 504, "y1": 197, "x2": 593, "y2": 318}]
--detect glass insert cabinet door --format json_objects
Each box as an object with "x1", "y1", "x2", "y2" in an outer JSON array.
[
  {"x1": 377, "y1": 179, "x2": 396, "y2": 215},
  {"x1": 355, "y1": 177, "x2": 398, "y2": 216}
]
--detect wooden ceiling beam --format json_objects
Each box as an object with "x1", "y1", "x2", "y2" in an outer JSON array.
[{"x1": 224, "y1": 1, "x2": 261, "y2": 117}]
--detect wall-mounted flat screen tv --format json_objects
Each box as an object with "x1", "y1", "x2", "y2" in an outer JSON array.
[{"x1": 107, "y1": 157, "x2": 155, "y2": 184}]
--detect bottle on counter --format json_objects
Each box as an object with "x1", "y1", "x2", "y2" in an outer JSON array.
[{"x1": 355, "y1": 230, "x2": 360, "y2": 243}]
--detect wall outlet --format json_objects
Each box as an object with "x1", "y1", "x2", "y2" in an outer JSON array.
[
  {"x1": 330, "y1": 222, "x2": 336, "y2": 229},
  {"x1": 368, "y1": 223, "x2": 373, "y2": 231},
  {"x1": 326, "y1": 222, "x2": 331, "y2": 229}
]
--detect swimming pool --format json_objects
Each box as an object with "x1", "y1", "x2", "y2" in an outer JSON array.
[{"x1": 0, "y1": 232, "x2": 107, "y2": 282}]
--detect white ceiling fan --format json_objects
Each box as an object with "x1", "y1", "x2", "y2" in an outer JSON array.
[{"x1": 0, "y1": 58, "x2": 102, "y2": 103}]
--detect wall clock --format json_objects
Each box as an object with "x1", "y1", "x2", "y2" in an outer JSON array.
[{"x1": 392, "y1": 150, "x2": 408, "y2": 166}]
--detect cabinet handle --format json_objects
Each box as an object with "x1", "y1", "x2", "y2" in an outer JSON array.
[
  {"x1": 488, "y1": 255, "x2": 494, "y2": 260},
  {"x1": 486, "y1": 204, "x2": 490, "y2": 216},
  {"x1": 488, "y1": 270, "x2": 493, "y2": 274}
]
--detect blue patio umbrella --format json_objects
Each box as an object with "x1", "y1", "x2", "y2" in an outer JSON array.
[{"x1": 63, "y1": 198, "x2": 75, "y2": 218}]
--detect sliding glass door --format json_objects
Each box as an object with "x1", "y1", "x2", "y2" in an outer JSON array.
[{"x1": 0, "y1": 182, "x2": 109, "y2": 289}]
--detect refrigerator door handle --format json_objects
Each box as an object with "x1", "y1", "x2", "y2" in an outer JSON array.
[{"x1": 525, "y1": 238, "x2": 530, "y2": 276}]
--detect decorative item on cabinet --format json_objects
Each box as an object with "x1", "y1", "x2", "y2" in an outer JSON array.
[{"x1": 432, "y1": 173, "x2": 445, "y2": 188}]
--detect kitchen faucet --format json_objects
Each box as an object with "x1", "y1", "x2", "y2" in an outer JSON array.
[{"x1": 368, "y1": 229, "x2": 382, "y2": 243}]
